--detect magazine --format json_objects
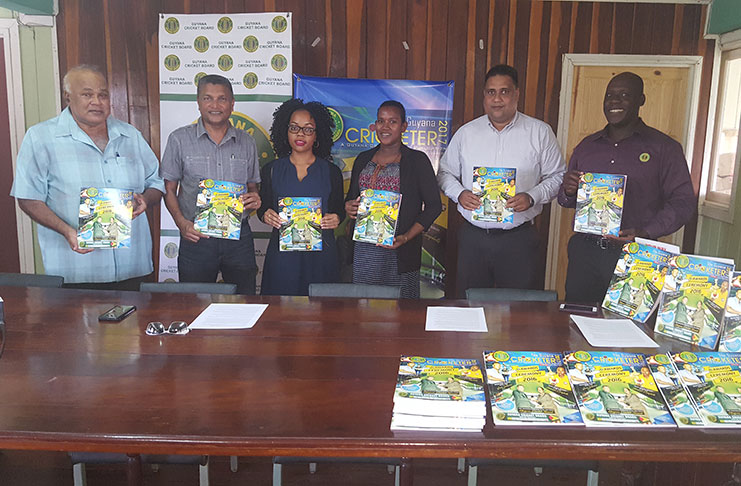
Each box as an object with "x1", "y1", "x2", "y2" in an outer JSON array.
[
  {"x1": 655, "y1": 254, "x2": 735, "y2": 349},
  {"x1": 563, "y1": 350, "x2": 675, "y2": 427},
  {"x1": 483, "y1": 350, "x2": 583, "y2": 426},
  {"x1": 278, "y1": 197, "x2": 322, "y2": 251},
  {"x1": 193, "y1": 178, "x2": 245, "y2": 240},
  {"x1": 573, "y1": 172, "x2": 626, "y2": 237},
  {"x1": 353, "y1": 189, "x2": 401, "y2": 246},
  {"x1": 719, "y1": 272, "x2": 741, "y2": 353},
  {"x1": 77, "y1": 186, "x2": 133, "y2": 249},
  {"x1": 602, "y1": 240, "x2": 673, "y2": 323},
  {"x1": 646, "y1": 353, "x2": 705, "y2": 428},
  {"x1": 471, "y1": 167, "x2": 516, "y2": 224},
  {"x1": 671, "y1": 351, "x2": 741, "y2": 427}
]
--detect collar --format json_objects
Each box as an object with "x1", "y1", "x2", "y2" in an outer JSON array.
[
  {"x1": 593, "y1": 118, "x2": 648, "y2": 141},
  {"x1": 486, "y1": 111, "x2": 520, "y2": 133},
  {"x1": 196, "y1": 117, "x2": 237, "y2": 144},
  {"x1": 55, "y1": 107, "x2": 124, "y2": 145}
]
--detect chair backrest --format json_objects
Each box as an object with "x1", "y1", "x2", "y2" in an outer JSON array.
[
  {"x1": 0, "y1": 272, "x2": 64, "y2": 288},
  {"x1": 140, "y1": 282, "x2": 238, "y2": 295},
  {"x1": 308, "y1": 283, "x2": 401, "y2": 299},
  {"x1": 466, "y1": 287, "x2": 558, "y2": 302}
]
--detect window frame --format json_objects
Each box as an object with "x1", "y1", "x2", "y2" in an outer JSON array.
[{"x1": 699, "y1": 29, "x2": 741, "y2": 223}]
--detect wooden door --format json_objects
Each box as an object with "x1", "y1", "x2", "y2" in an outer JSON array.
[
  {"x1": 0, "y1": 38, "x2": 20, "y2": 273},
  {"x1": 550, "y1": 65, "x2": 692, "y2": 299}
]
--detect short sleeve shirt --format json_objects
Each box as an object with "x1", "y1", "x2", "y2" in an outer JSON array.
[
  {"x1": 10, "y1": 108, "x2": 165, "y2": 283},
  {"x1": 159, "y1": 118, "x2": 260, "y2": 222}
]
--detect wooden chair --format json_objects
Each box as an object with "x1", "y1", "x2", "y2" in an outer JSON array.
[
  {"x1": 308, "y1": 283, "x2": 401, "y2": 299},
  {"x1": 69, "y1": 453, "x2": 209, "y2": 486},
  {"x1": 140, "y1": 281, "x2": 237, "y2": 294},
  {"x1": 466, "y1": 458, "x2": 598, "y2": 486},
  {"x1": 273, "y1": 457, "x2": 400, "y2": 486},
  {"x1": 465, "y1": 287, "x2": 557, "y2": 302},
  {"x1": 0, "y1": 272, "x2": 64, "y2": 288}
]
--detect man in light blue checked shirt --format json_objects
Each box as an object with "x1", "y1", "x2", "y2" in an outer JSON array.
[{"x1": 10, "y1": 65, "x2": 164, "y2": 290}]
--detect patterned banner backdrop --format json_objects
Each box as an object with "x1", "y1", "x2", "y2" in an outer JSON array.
[
  {"x1": 158, "y1": 13, "x2": 292, "y2": 287},
  {"x1": 294, "y1": 75, "x2": 454, "y2": 297}
]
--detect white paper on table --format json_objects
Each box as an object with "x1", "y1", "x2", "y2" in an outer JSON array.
[
  {"x1": 570, "y1": 314, "x2": 658, "y2": 348},
  {"x1": 425, "y1": 306, "x2": 488, "y2": 332},
  {"x1": 188, "y1": 303, "x2": 268, "y2": 330}
]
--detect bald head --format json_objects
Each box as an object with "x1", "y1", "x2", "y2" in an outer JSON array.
[{"x1": 609, "y1": 72, "x2": 644, "y2": 95}]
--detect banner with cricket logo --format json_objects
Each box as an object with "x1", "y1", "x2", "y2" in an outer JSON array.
[{"x1": 158, "y1": 13, "x2": 292, "y2": 288}]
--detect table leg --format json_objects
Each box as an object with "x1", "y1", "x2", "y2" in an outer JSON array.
[
  {"x1": 126, "y1": 454, "x2": 143, "y2": 486},
  {"x1": 399, "y1": 457, "x2": 413, "y2": 486}
]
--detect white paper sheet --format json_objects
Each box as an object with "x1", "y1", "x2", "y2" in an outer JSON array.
[
  {"x1": 570, "y1": 314, "x2": 658, "y2": 348},
  {"x1": 425, "y1": 307, "x2": 488, "y2": 332},
  {"x1": 188, "y1": 303, "x2": 268, "y2": 330}
]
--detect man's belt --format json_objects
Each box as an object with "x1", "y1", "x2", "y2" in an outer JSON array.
[{"x1": 578, "y1": 233, "x2": 624, "y2": 250}]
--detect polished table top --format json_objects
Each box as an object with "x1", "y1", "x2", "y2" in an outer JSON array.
[{"x1": 0, "y1": 285, "x2": 739, "y2": 462}]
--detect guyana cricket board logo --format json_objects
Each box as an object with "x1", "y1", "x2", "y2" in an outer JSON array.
[
  {"x1": 271, "y1": 15, "x2": 288, "y2": 33},
  {"x1": 653, "y1": 354, "x2": 671, "y2": 365},
  {"x1": 243, "y1": 72, "x2": 258, "y2": 90},
  {"x1": 583, "y1": 172, "x2": 594, "y2": 183},
  {"x1": 675, "y1": 254, "x2": 690, "y2": 269},
  {"x1": 86, "y1": 187, "x2": 99, "y2": 197},
  {"x1": 230, "y1": 111, "x2": 274, "y2": 167},
  {"x1": 639, "y1": 152, "x2": 651, "y2": 163},
  {"x1": 163, "y1": 17, "x2": 179, "y2": 34},
  {"x1": 203, "y1": 179, "x2": 216, "y2": 189},
  {"x1": 492, "y1": 351, "x2": 510, "y2": 362},
  {"x1": 218, "y1": 54, "x2": 234, "y2": 72},
  {"x1": 328, "y1": 107, "x2": 343, "y2": 142},
  {"x1": 573, "y1": 351, "x2": 592, "y2": 362},
  {"x1": 194, "y1": 72, "x2": 207, "y2": 87},
  {"x1": 163, "y1": 242, "x2": 178, "y2": 259},
  {"x1": 164, "y1": 55, "x2": 180, "y2": 71},
  {"x1": 217, "y1": 16, "x2": 233, "y2": 33},
  {"x1": 243, "y1": 35, "x2": 259, "y2": 53},
  {"x1": 678, "y1": 351, "x2": 697, "y2": 363},
  {"x1": 271, "y1": 54, "x2": 288, "y2": 72},
  {"x1": 627, "y1": 242, "x2": 639, "y2": 254},
  {"x1": 193, "y1": 36, "x2": 209, "y2": 53}
]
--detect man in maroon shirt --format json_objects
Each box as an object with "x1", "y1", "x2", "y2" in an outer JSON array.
[{"x1": 557, "y1": 72, "x2": 696, "y2": 304}]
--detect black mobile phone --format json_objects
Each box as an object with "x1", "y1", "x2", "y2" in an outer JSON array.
[
  {"x1": 559, "y1": 303, "x2": 599, "y2": 315},
  {"x1": 99, "y1": 305, "x2": 137, "y2": 322}
]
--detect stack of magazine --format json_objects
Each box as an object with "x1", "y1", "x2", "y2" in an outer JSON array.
[
  {"x1": 391, "y1": 356, "x2": 486, "y2": 431},
  {"x1": 600, "y1": 237, "x2": 736, "y2": 350}
]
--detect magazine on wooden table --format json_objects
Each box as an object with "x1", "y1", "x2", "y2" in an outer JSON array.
[
  {"x1": 78, "y1": 186, "x2": 133, "y2": 249},
  {"x1": 573, "y1": 172, "x2": 626, "y2": 237},
  {"x1": 646, "y1": 353, "x2": 705, "y2": 428},
  {"x1": 471, "y1": 167, "x2": 516, "y2": 224},
  {"x1": 277, "y1": 196, "x2": 322, "y2": 251},
  {"x1": 563, "y1": 351, "x2": 675, "y2": 427},
  {"x1": 719, "y1": 272, "x2": 741, "y2": 353},
  {"x1": 353, "y1": 189, "x2": 401, "y2": 246},
  {"x1": 483, "y1": 350, "x2": 583, "y2": 426},
  {"x1": 655, "y1": 254, "x2": 735, "y2": 349},
  {"x1": 193, "y1": 178, "x2": 245, "y2": 240},
  {"x1": 671, "y1": 352, "x2": 741, "y2": 427},
  {"x1": 602, "y1": 240, "x2": 674, "y2": 323}
]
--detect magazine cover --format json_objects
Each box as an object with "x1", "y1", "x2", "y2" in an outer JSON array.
[
  {"x1": 483, "y1": 350, "x2": 583, "y2": 426},
  {"x1": 278, "y1": 196, "x2": 322, "y2": 251},
  {"x1": 193, "y1": 178, "x2": 245, "y2": 240},
  {"x1": 471, "y1": 167, "x2": 516, "y2": 223},
  {"x1": 602, "y1": 241, "x2": 673, "y2": 322},
  {"x1": 646, "y1": 353, "x2": 705, "y2": 427},
  {"x1": 671, "y1": 351, "x2": 741, "y2": 426},
  {"x1": 563, "y1": 351, "x2": 675, "y2": 427},
  {"x1": 719, "y1": 272, "x2": 741, "y2": 352},
  {"x1": 393, "y1": 356, "x2": 487, "y2": 418},
  {"x1": 78, "y1": 187, "x2": 133, "y2": 249},
  {"x1": 353, "y1": 189, "x2": 401, "y2": 246},
  {"x1": 655, "y1": 254, "x2": 735, "y2": 349},
  {"x1": 573, "y1": 172, "x2": 626, "y2": 237}
]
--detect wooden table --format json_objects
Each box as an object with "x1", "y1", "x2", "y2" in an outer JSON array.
[{"x1": 0, "y1": 286, "x2": 739, "y2": 485}]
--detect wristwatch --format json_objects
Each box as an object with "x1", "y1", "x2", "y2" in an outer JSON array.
[{"x1": 526, "y1": 193, "x2": 534, "y2": 208}]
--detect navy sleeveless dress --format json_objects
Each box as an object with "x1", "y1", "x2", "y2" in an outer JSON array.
[{"x1": 260, "y1": 157, "x2": 341, "y2": 296}]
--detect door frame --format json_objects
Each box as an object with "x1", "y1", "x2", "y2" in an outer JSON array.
[
  {"x1": 0, "y1": 18, "x2": 33, "y2": 273},
  {"x1": 545, "y1": 54, "x2": 704, "y2": 291}
]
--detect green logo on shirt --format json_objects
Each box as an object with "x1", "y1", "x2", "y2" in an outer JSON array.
[{"x1": 639, "y1": 152, "x2": 650, "y2": 163}]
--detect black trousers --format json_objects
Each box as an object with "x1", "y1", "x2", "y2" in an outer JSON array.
[
  {"x1": 455, "y1": 220, "x2": 539, "y2": 298},
  {"x1": 564, "y1": 233, "x2": 622, "y2": 304}
]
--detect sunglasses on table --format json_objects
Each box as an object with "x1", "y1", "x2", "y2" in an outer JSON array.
[{"x1": 146, "y1": 321, "x2": 190, "y2": 335}]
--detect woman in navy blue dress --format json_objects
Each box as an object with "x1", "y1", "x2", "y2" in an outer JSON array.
[{"x1": 258, "y1": 99, "x2": 345, "y2": 295}]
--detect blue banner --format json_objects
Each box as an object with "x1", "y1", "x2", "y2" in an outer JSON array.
[{"x1": 294, "y1": 75, "x2": 454, "y2": 297}]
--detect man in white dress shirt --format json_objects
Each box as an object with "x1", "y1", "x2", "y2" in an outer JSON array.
[{"x1": 438, "y1": 64, "x2": 565, "y2": 297}]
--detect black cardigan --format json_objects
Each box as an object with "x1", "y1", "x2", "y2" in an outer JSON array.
[{"x1": 345, "y1": 144, "x2": 442, "y2": 274}]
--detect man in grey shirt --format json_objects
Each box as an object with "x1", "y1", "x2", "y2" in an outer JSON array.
[{"x1": 160, "y1": 74, "x2": 261, "y2": 294}]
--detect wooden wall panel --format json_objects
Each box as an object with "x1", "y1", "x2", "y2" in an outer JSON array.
[{"x1": 55, "y1": 0, "x2": 715, "y2": 293}]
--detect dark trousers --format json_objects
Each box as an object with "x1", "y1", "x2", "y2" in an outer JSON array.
[
  {"x1": 178, "y1": 220, "x2": 257, "y2": 295},
  {"x1": 564, "y1": 233, "x2": 622, "y2": 304},
  {"x1": 63, "y1": 273, "x2": 153, "y2": 292},
  {"x1": 455, "y1": 220, "x2": 539, "y2": 298}
]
